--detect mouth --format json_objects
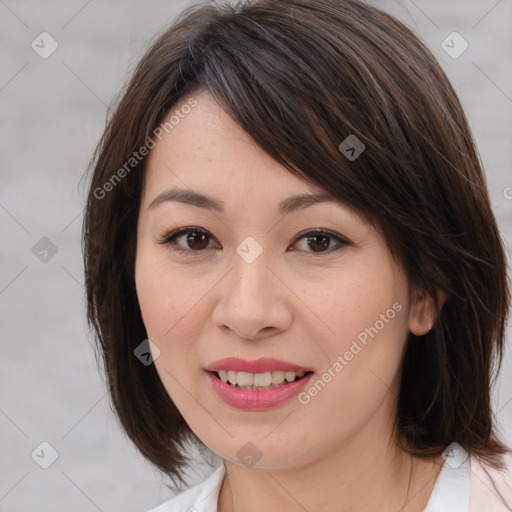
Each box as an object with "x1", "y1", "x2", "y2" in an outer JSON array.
[
  {"x1": 205, "y1": 368, "x2": 315, "y2": 409},
  {"x1": 208, "y1": 369, "x2": 315, "y2": 391}
]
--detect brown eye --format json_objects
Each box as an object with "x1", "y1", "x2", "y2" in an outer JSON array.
[
  {"x1": 183, "y1": 231, "x2": 210, "y2": 250},
  {"x1": 305, "y1": 233, "x2": 331, "y2": 252},
  {"x1": 157, "y1": 227, "x2": 218, "y2": 254},
  {"x1": 292, "y1": 230, "x2": 350, "y2": 254}
]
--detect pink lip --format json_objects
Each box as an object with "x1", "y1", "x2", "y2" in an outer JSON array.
[
  {"x1": 204, "y1": 357, "x2": 313, "y2": 374},
  {"x1": 205, "y1": 370, "x2": 314, "y2": 410}
]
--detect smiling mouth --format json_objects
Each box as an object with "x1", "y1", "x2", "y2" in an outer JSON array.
[{"x1": 210, "y1": 370, "x2": 314, "y2": 390}]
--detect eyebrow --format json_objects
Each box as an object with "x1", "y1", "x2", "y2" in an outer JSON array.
[{"x1": 147, "y1": 188, "x2": 339, "y2": 216}]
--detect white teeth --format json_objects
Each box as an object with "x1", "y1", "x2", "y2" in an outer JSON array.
[
  {"x1": 215, "y1": 370, "x2": 306, "y2": 388},
  {"x1": 237, "y1": 371, "x2": 254, "y2": 386},
  {"x1": 271, "y1": 371, "x2": 285, "y2": 385},
  {"x1": 253, "y1": 372, "x2": 272, "y2": 387},
  {"x1": 227, "y1": 370, "x2": 237, "y2": 384},
  {"x1": 285, "y1": 371, "x2": 297, "y2": 382}
]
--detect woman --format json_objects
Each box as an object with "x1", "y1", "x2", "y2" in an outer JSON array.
[{"x1": 82, "y1": 0, "x2": 512, "y2": 510}]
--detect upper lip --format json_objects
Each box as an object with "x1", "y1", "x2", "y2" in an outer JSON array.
[{"x1": 204, "y1": 357, "x2": 314, "y2": 374}]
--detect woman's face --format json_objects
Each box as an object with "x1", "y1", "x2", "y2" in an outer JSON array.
[{"x1": 135, "y1": 89, "x2": 435, "y2": 469}]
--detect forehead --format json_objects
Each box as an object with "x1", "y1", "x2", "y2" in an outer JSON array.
[{"x1": 141, "y1": 90, "x2": 325, "y2": 206}]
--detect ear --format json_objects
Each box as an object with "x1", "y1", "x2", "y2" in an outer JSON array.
[{"x1": 408, "y1": 286, "x2": 447, "y2": 336}]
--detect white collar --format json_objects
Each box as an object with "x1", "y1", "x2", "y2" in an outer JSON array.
[{"x1": 423, "y1": 443, "x2": 471, "y2": 512}]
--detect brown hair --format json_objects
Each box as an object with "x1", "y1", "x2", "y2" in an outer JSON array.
[{"x1": 82, "y1": 0, "x2": 511, "y2": 489}]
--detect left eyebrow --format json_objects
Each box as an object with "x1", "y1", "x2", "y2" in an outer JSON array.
[{"x1": 147, "y1": 187, "x2": 339, "y2": 215}]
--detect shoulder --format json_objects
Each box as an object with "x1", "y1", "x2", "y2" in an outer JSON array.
[
  {"x1": 144, "y1": 463, "x2": 226, "y2": 512},
  {"x1": 469, "y1": 452, "x2": 512, "y2": 511}
]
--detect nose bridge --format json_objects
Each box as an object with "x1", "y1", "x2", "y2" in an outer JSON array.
[
  {"x1": 212, "y1": 235, "x2": 292, "y2": 339},
  {"x1": 230, "y1": 236, "x2": 272, "y2": 305}
]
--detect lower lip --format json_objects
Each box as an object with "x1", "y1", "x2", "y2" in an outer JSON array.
[{"x1": 205, "y1": 371, "x2": 314, "y2": 410}]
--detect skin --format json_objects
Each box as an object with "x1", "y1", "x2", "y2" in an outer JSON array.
[{"x1": 135, "y1": 89, "x2": 447, "y2": 512}]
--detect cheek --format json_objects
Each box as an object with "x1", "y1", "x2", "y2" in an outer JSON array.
[
  {"x1": 308, "y1": 261, "x2": 409, "y2": 406},
  {"x1": 136, "y1": 246, "x2": 194, "y2": 336},
  {"x1": 135, "y1": 254, "x2": 207, "y2": 411},
  {"x1": 135, "y1": 248, "x2": 211, "y2": 379},
  {"x1": 135, "y1": 261, "x2": 175, "y2": 337},
  {"x1": 320, "y1": 261, "x2": 407, "y2": 346}
]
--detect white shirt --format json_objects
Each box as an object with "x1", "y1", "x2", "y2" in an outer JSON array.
[{"x1": 146, "y1": 444, "x2": 512, "y2": 512}]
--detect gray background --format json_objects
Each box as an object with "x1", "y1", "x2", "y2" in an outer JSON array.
[{"x1": 1, "y1": 0, "x2": 511, "y2": 510}]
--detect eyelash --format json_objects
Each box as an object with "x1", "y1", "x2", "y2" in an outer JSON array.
[{"x1": 156, "y1": 226, "x2": 351, "y2": 256}]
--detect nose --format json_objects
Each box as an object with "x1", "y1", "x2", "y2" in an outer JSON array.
[{"x1": 211, "y1": 247, "x2": 293, "y2": 341}]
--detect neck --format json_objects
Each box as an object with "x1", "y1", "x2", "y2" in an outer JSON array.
[{"x1": 218, "y1": 417, "x2": 443, "y2": 512}]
